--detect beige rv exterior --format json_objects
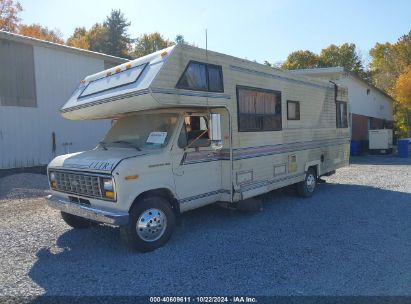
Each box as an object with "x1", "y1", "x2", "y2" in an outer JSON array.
[{"x1": 47, "y1": 44, "x2": 350, "y2": 252}]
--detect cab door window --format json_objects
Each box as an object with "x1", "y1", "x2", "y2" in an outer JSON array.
[{"x1": 178, "y1": 116, "x2": 210, "y2": 148}]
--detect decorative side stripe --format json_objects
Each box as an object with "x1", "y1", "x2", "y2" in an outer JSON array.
[
  {"x1": 181, "y1": 137, "x2": 350, "y2": 165},
  {"x1": 178, "y1": 189, "x2": 230, "y2": 204},
  {"x1": 232, "y1": 137, "x2": 349, "y2": 160},
  {"x1": 61, "y1": 89, "x2": 150, "y2": 113},
  {"x1": 230, "y1": 65, "x2": 330, "y2": 90},
  {"x1": 151, "y1": 87, "x2": 231, "y2": 99},
  {"x1": 238, "y1": 173, "x2": 301, "y2": 193}
]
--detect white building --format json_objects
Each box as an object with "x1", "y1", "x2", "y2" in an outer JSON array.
[
  {"x1": 0, "y1": 31, "x2": 127, "y2": 169},
  {"x1": 291, "y1": 67, "x2": 394, "y2": 149}
]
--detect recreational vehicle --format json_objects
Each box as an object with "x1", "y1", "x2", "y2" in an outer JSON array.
[{"x1": 46, "y1": 44, "x2": 350, "y2": 252}]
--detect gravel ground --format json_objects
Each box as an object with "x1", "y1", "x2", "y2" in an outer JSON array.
[{"x1": 0, "y1": 156, "x2": 410, "y2": 296}]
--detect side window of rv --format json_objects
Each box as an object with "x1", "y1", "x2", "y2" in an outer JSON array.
[
  {"x1": 237, "y1": 86, "x2": 282, "y2": 132},
  {"x1": 336, "y1": 101, "x2": 348, "y2": 128},
  {"x1": 178, "y1": 116, "x2": 210, "y2": 148},
  {"x1": 287, "y1": 100, "x2": 300, "y2": 120},
  {"x1": 176, "y1": 61, "x2": 223, "y2": 92}
]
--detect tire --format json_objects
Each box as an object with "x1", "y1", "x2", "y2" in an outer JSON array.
[
  {"x1": 120, "y1": 196, "x2": 175, "y2": 252},
  {"x1": 297, "y1": 168, "x2": 317, "y2": 198},
  {"x1": 60, "y1": 211, "x2": 96, "y2": 229}
]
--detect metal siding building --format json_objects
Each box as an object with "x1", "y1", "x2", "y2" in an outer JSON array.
[
  {"x1": 0, "y1": 31, "x2": 127, "y2": 169},
  {"x1": 291, "y1": 67, "x2": 394, "y2": 144}
]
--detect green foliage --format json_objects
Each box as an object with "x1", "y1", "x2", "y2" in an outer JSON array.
[
  {"x1": 67, "y1": 10, "x2": 131, "y2": 58},
  {"x1": 369, "y1": 31, "x2": 411, "y2": 137},
  {"x1": 369, "y1": 31, "x2": 411, "y2": 92},
  {"x1": 103, "y1": 9, "x2": 131, "y2": 58},
  {"x1": 263, "y1": 60, "x2": 272, "y2": 67},
  {"x1": 281, "y1": 44, "x2": 366, "y2": 78},
  {"x1": 319, "y1": 43, "x2": 366, "y2": 78},
  {"x1": 87, "y1": 23, "x2": 109, "y2": 53},
  {"x1": 175, "y1": 34, "x2": 186, "y2": 45},
  {"x1": 281, "y1": 50, "x2": 319, "y2": 70},
  {"x1": 133, "y1": 32, "x2": 175, "y2": 58},
  {"x1": 66, "y1": 27, "x2": 90, "y2": 49}
]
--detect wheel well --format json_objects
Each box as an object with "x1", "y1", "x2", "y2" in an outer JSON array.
[
  {"x1": 131, "y1": 188, "x2": 180, "y2": 216},
  {"x1": 308, "y1": 165, "x2": 318, "y2": 177}
]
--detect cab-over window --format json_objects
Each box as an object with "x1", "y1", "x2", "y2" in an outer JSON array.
[{"x1": 176, "y1": 61, "x2": 223, "y2": 92}]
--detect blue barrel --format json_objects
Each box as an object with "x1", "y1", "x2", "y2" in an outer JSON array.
[
  {"x1": 397, "y1": 139, "x2": 410, "y2": 158},
  {"x1": 350, "y1": 140, "x2": 360, "y2": 156}
]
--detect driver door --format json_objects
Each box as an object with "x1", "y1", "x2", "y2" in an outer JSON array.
[{"x1": 171, "y1": 114, "x2": 223, "y2": 211}]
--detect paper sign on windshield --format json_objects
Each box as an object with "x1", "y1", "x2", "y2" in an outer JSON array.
[{"x1": 146, "y1": 132, "x2": 167, "y2": 144}]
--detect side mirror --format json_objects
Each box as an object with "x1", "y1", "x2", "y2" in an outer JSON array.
[{"x1": 209, "y1": 113, "x2": 223, "y2": 150}]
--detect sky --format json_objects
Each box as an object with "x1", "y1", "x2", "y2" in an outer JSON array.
[{"x1": 18, "y1": 0, "x2": 411, "y2": 64}]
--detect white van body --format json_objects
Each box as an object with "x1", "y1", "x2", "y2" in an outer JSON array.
[{"x1": 47, "y1": 44, "x2": 350, "y2": 251}]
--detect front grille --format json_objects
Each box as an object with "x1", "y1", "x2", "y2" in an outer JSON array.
[{"x1": 54, "y1": 171, "x2": 102, "y2": 198}]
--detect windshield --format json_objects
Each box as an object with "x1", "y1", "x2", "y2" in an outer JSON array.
[{"x1": 101, "y1": 113, "x2": 179, "y2": 150}]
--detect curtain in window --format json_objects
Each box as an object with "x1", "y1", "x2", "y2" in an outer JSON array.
[{"x1": 238, "y1": 88, "x2": 281, "y2": 131}]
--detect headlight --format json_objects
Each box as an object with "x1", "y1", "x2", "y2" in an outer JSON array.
[
  {"x1": 49, "y1": 171, "x2": 57, "y2": 188},
  {"x1": 103, "y1": 179, "x2": 114, "y2": 191},
  {"x1": 101, "y1": 178, "x2": 115, "y2": 200}
]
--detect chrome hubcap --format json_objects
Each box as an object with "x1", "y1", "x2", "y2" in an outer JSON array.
[
  {"x1": 306, "y1": 174, "x2": 316, "y2": 192},
  {"x1": 136, "y1": 208, "x2": 167, "y2": 242}
]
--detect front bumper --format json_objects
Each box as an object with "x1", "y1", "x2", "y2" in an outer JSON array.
[{"x1": 46, "y1": 195, "x2": 129, "y2": 225}]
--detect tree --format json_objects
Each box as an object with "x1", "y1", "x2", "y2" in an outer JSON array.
[
  {"x1": 175, "y1": 34, "x2": 186, "y2": 45},
  {"x1": 0, "y1": 0, "x2": 22, "y2": 32},
  {"x1": 133, "y1": 32, "x2": 174, "y2": 58},
  {"x1": 392, "y1": 66, "x2": 411, "y2": 137},
  {"x1": 280, "y1": 44, "x2": 366, "y2": 78},
  {"x1": 67, "y1": 24, "x2": 108, "y2": 52},
  {"x1": 66, "y1": 24, "x2": 109, "y2": 53},
  {"x1": 19, "y1": 23, "x2": 64, "y2": 44},
  {"x1": 86, "y1": 23, "x2": 109, "y2": 53},
  {"x1": 263, "y1": 60, "x2": 272, "y2": 67},
  {"x1": 281, "y1": 50, "x2": 319, "y2": 70},
  {"x1": 369, "y1": 31, "x2": 411, "y2": 137},
  {"x1": 318, "y1": 43, "x2": 366, "y2": 78},
  {"x1": 66, "y1": 27, "x2": 90, "y2": 49},
  {"x1": 393, "y1": 65, "x2": 411, "y2": 110},
  {"x1": 369, "y1": 31, "x2": 411, "y2": 92},
  {"x1": 103, "y1": 9, "x2": 131, "y2": 57}
]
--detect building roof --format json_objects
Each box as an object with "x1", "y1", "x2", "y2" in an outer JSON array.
[
  {"x1": 0, "y1": 30, "x2": 128, "y2": 63},
  {"x1": 290, "y1": 66, "x2": 394, "y2": 102}
]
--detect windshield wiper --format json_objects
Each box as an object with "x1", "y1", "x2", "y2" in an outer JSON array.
[
  {"x1": 98, "y1": 141, "x2": 107, "y2": 150},
  {"x1": 113, "y1": 140, "x2": 142, "y2": 151}
]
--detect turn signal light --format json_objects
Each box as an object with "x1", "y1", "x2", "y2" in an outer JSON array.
[
  {"x1": 160, "y1": 51, "x2": 168, "y2": 57},
  {"x1": 105, "y1": 191, "x2": 114, "y2": 199}
]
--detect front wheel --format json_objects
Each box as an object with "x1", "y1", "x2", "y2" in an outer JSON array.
[
  {"x1": 297, "y1": 168, "x2": 317, "y2": 198},
  {"x1": 120, "y1": 196, "x2": 175, "y2": 252}
]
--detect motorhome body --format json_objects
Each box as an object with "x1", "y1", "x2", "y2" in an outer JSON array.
[{"x1": 47, "y1": 44, "x2": 350, "y2": 252}]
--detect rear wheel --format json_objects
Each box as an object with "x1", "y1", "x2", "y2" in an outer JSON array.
[
  {"x1": 297, "y1": 168, "x2": 317, "y2": 198},
  {"x1": 120, "y1": 196, "x2": 175, "y2": 252},
  {"x1": 60, "y1": 211, "x2": 96, "y2": 229}
]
